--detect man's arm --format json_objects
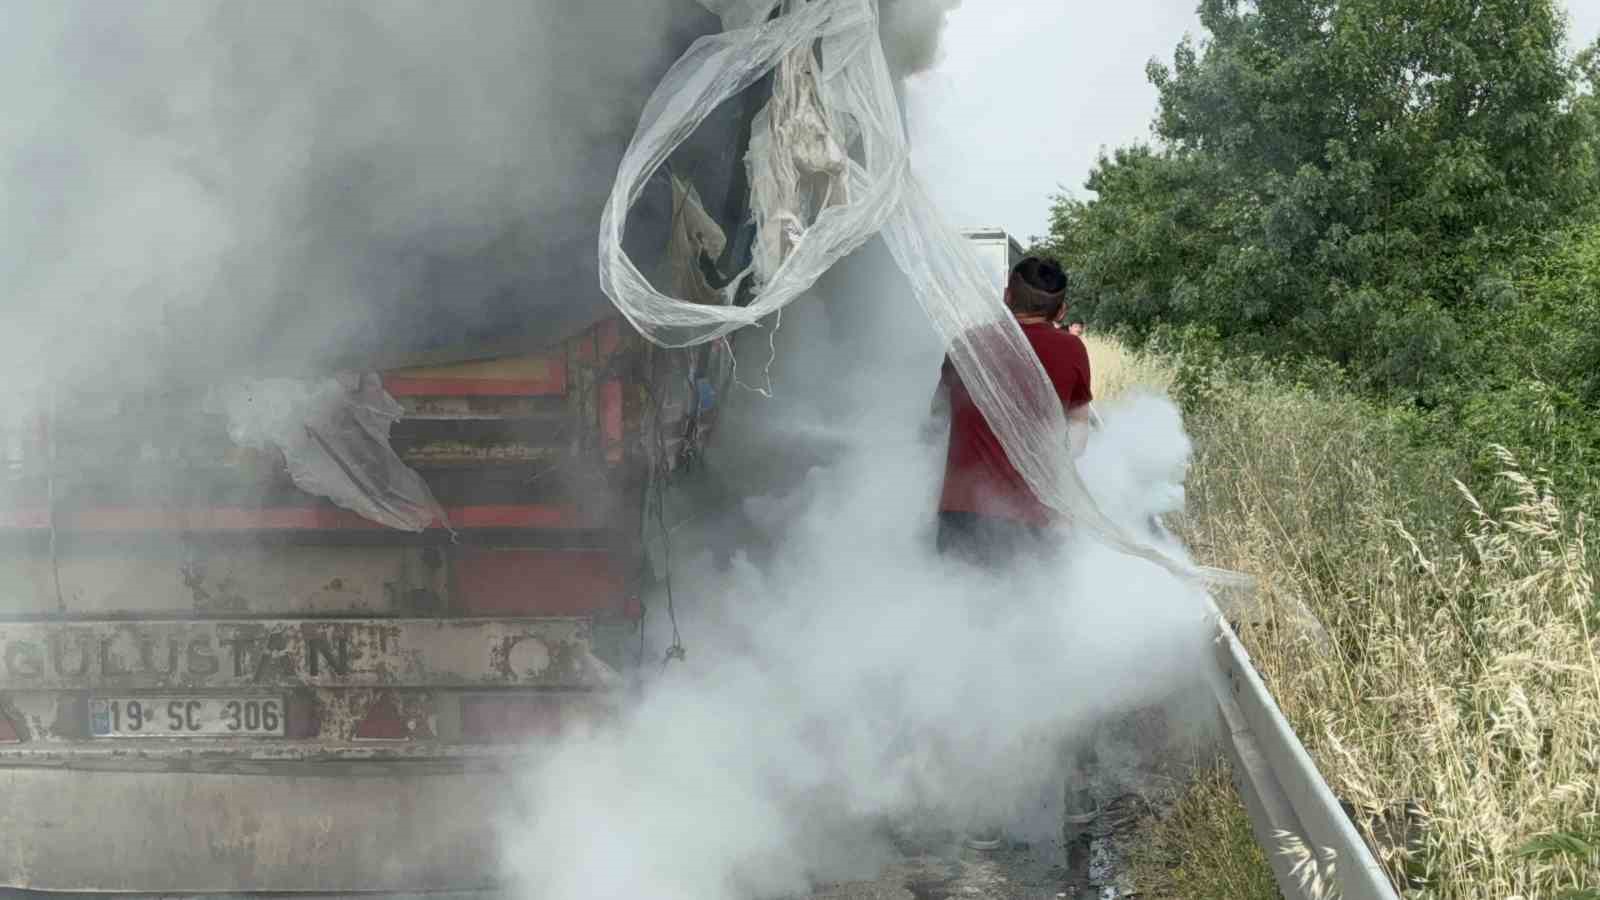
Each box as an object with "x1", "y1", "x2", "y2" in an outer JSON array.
[
  {"x1": 924, "y1": 384, "x2": 950, "y2": 444},
  {"x1": 923, "y1": 358, "x2": 953, "y2": 444},
  {"x1": 1035, "y1": 333, "x2": 1095, "y2": 458},
  {"x1": 1067, "y1": 404, "x2": 1091, "y2": 458}
]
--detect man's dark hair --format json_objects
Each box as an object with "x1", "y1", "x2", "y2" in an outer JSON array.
[{"x1": 1007, "y1": 256, "x2": 1068, "y2": 317}]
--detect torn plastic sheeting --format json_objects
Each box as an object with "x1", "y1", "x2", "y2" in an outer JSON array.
[
  {"x1": 697, "y1": 0, "x2": 787, "y2": 30},
  {"x1": 746, "y1": 36, "x2": 851, "y2": 284},
  {"x1": 210, "y1": 374, "x2": 447, "y2": 533},
  {"x1": 599, "y1": 0, "x2": 897, "y2": 347},
  {"x1": 667, "y1": 172, "x2": 730, "y2": 307},
  {"x1": 599, "y1": 0, "x2": 1248, "y2": 589}
]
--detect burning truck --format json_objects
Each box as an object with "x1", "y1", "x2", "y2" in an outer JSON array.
[
  {"x1": 3, "y1": 0, "x2": 1177, "y2": 893},
  {"x1": 0, "y1": 0, "x2": 778, "y2": 891}
]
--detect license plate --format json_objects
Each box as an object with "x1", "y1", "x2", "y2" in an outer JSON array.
[{"x1": 89, "y1": 696, "x2": 285, "y2": 738}]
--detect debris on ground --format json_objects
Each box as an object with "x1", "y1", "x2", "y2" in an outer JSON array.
[
  {"x1": 802, "y1": 694, "x2": 1215, "y2": 900},
  {"x1": 801, "y1": 793, "x2": 1156, "y2": 900}
]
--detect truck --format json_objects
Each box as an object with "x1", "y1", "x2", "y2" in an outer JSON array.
[
  {"x1": 0, "y1": 3, "x2": 758, "y2": 891},
  {"x1": 961, "y1": 227, "x2": 1026, "y2": 287},
  {"x1": 0, "y1": 318, "x2": 728, "y2": 894}
]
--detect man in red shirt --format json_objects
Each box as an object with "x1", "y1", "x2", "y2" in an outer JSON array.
[
  {"x1": 932, "y1": 255, "x2": 1092, "y2": 568},
  {"x1": 928, "y1": 257, "x2": 1099, "y2": 854}
]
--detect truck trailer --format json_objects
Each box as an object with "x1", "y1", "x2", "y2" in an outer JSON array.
[{"x1": 0, "y1": 2, "x2": 759, "y2": 890}]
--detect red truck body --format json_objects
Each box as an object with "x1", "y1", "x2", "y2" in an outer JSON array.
[{"x1": 0, "y1": 313, "x2": 711, "y2": 891}]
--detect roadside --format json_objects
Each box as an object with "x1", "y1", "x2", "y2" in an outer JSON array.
[
  {"x1": 1089, "y1": 331, "x2": 1600, "y2": 897},
  {"x1": 806, "y1": 697, "x2": 1215, "y2": 900},
  {"x1": 801, "y1": 782, "x2": 1170, "y2": 900}
]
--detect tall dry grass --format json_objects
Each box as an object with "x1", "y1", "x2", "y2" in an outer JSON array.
[
  {"x1": 1086, "y1": 335, "x2": 1600, "y2": 899},
  {"x1": 1124, "y1": 760, "x2": 1281, "y2": 900},
  {"x1": 1081, "y1": 332, "x2": 1172, "y2": 401}
]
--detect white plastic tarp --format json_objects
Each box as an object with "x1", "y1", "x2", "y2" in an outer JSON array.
[
  {"x1": 210, "y1": 374, "x2": 446, "y2": 532},
  {"x1": 599, "y1": 0, "x2": 1245, "y2": 586}
]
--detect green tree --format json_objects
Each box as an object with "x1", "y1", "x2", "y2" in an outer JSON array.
[{"x1": 1045, "y1": 0, "x2": 1598, "y2": 400}]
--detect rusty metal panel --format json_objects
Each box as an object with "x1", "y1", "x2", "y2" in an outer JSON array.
[
  {"x1": 399, "y1": 441, "x2": 563, "y2": 467},
  {"x1": 396, "y1": 394, "x2": 564, "y2": 419},
  {"x1": 0, "y1": 545, "x2": 448, "y2": 617},
  {"x1": 0, "y1": 766, "x2": 504, "y2": 892},
  {"x1": 0, "y1": 618, "x2": 612, "y2": 690},
  {"x1": 382, "y1": 350, "x2": 568, "y2": 395},
  {"x1": 452, "y1": 548, "x2": 626, "y2": 617},
  {"x1": 1, "y1": 687, "x2": 615, "y2": 760},
  {"x1": 0, "y1": 503, "x2": 597, "y2": 533},
  {"x1": 601, "y1": 378, "x2": 625, "y2": 464}
]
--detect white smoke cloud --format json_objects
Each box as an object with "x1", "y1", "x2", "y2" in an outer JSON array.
[
  {"x1": 1, "y1": 0, "x2": 961, "y2": 411},
  {"x1": 0, "y1": 0, "x2": 704, "y2": 405},
  {"x1": 499, "y1": 247, "x2": 1218, "y2": 899},
  {"x1": 881, "y1": 0, "x2": 966, "y2": 75},
  {"x1": 4, "y1": 6, "x2": 1222, "y2": 894}
]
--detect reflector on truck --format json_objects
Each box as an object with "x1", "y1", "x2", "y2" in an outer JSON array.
[
  {"x1": 0, "y1": 709, "x2": 20, "y2": 743},
  {"x1": 353, "y1": 691, "x2": 423, "y2": 740}
]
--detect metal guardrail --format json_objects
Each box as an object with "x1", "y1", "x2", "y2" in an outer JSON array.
[{"x1": 1213, "y1": 622, "x2": 1399, "y2": 900}]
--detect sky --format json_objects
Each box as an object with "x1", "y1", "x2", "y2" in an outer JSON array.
[{"x1": 906, "y1": 0, "x2": 1600, "y2": 245}]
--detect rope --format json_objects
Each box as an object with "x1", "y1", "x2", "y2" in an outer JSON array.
[
  {"x1": 724, "y1": 307, "x2": 784, "y2": 399},
  {"x1": 635, "y1": 356, "x2": 688, "y2": 669}
]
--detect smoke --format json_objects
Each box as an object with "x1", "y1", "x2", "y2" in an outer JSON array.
[
  {"x1": 881, "y1": 0, "x2": 966, "y2": 76},
  {"x1": 0, "y1": 0, "x2": 725, "y2": 403},
  {"x1": 4, "y1": 3, "x2": 1221, "y2": 894},
  {"x1": 0, "y1": 0, "x2": 960, "y2": 408},
  {"x1": 500, "y1": 246, "x2": 1218, "y2": 898}
]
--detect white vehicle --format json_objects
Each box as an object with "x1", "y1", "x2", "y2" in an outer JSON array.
[{"x1": 961, "y1": 226, "x2": 1026, "y2": 284}]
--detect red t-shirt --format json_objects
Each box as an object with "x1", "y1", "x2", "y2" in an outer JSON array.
[{"x1": 938, "y1": 322, "x2": 1093, "y2": 526}]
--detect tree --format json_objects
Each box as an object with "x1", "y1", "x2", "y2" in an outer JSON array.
[{"x1": 1043, "y1": 0, "x2": 1598, "y2": 399}]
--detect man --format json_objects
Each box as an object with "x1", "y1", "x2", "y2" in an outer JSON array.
[
  {"x1": 927, "y1": 256, "x2": 1098, "y2": 854},
  {"x1": 932, "y1": 255, "x2": 1092, "y2": 569}
]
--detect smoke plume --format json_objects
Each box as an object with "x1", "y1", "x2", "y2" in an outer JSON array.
[
  {"x1": 1, "y1": 0, "x2": 962, "y2": 404},
  {"x1": 501, "y1": 245, "x2": 1218, "y2": 898},
  {"x1": 0, "y1": 0, "x2": 723, "y2": 402},
  {"x1": 4, "y1": 3, "x2": 1221, "y2": 896},
  {"x1": 880, "y1": 0, "x2": 965, "y2": 75}
]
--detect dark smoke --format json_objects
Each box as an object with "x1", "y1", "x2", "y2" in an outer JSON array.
[
  {"x1": 880, "y1": 0, "x2": 964, "y2": 76},
  {"x1": 2, "y1": 1, "x2": 962, "y2": 405},
  {"x1": 1, "y1": 0, "x2": 741, "y2": 398}
]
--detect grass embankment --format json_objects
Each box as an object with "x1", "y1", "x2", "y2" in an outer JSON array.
[{"x1": 1083, "y1": 334, "x2": 1600, "y2": 900}]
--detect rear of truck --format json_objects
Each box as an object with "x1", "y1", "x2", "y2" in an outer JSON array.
[
  {"x1": 0, "y1": 0, "x2": 756, "y2": 885},
  {"x1": 0, "y1": 317, "x2": 697, "y2": 893}
]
